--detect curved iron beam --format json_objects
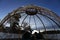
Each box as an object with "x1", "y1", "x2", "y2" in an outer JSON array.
[
  {"x1": 38, "y1": 10, "x2": 60, "y2": 28},
  {"x1": 38, "y1": 13, "x2": 60, "y2": 28},
  {"x1": 21, "y1": 15, "x2": 28, "y2": 26},
  {"x1": 29, "y1": 15, "x2": 31, "y2": 26},
  {"x1": 36, "y1": 15, "x2": 46, "y2": 31},
  {"x1": 33, "y1": 15, "x2": 37, "y2": 30},
  {"x1": 42, "y1": 14, "x2": 56, "y2": 30}
]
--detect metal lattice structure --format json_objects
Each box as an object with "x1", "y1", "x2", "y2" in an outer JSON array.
[{"x1": 0, "y1": 5, "x2": 60, "y2": 40}]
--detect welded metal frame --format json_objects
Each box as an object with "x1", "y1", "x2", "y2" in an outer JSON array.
[
  {"x1": 0, "y1": 5, "x2": 60, "y2": 33},
  {"x1": 0, "y1": 5, "x2": 60, "y2": 40}
]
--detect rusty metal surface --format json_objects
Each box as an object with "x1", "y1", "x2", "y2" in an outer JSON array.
[{"x1": 0, "y1": 5, "x2": 60, "y2": 31}]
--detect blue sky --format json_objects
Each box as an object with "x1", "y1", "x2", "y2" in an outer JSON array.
[{"x1": 0, "y1": 0, "x2": 60, "y2": 20}]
